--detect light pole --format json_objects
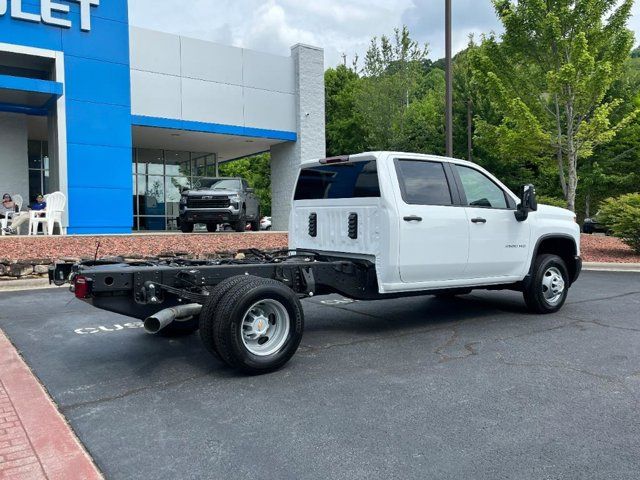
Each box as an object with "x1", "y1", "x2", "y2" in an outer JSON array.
[{"x1": 445, "y1": 0, "x2": 453, "y2": 157}]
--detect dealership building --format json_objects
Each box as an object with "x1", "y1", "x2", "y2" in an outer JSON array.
[{"x1": 0, "y1": 0, "x2": 325, "y2": 233}]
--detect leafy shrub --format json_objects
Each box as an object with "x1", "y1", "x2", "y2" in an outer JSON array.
[
  {"x1": 537, "y1": 195, "x2": 567, "y2": 208},
  {"x1": 598, "y1": 193, "x2": 640, "y2": 254}
]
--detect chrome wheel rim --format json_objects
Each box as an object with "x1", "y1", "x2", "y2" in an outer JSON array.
[
  {"x1": 542, "y1": 267, "x2": 565, "y2": 306},
  {"x1": 241, "y1": 299, "x2": 290, "y2": 356}
]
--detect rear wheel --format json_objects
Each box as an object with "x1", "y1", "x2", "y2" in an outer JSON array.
[
  {"x1": 180, "y1": 221, "x2": 194, "y2": 233},
  {"x1": 199, "y1": 275, "x2": 258, "y2": 358},
  {"x1": 206, "y1": 223, "x2": 218, "y2": 233},
  {"x1": 523, "y1": 254, "x2": 569, "y2": 314},
  {"x1": 250, "y1": 219, "x2": 260, "y2": 232},
  {"x1": 200, "y1": 275, "x2": 304, "y2": 374}
]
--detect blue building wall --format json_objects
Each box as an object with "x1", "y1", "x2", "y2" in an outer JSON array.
[{"x1": 0, "y1": 0, "x2": 133, "y2": 234}]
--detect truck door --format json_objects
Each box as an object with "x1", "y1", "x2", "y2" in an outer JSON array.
[
  {"x1": 452, "y1": 164, "x2": 531, "y2": 279},
  {"x1": 395, "y1": 159, "x2": 470, "y2": 283}
]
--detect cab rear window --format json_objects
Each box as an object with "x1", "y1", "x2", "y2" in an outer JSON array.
[{"x1": 294, "y1": 161, "x2": 381, "y2": 200}]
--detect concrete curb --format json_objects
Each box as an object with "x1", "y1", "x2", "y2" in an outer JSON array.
[
  {"x1": 0, "y1": 278, "x2": 64, "y2": 292},
  {"x1": 583, "y1": 262, "x2": 640, "y2": 273}
]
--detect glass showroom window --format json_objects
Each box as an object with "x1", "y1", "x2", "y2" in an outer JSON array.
[
  {"x1": 28, "y1": 140, "x2": 50, "y2": 202},
  {"x1": 132, "y1": 149, "x2": 217, "y2": 231}
]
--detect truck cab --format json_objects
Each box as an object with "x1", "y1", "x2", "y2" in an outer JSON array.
[{"x1": 290, "y1": 152, "x2": 581, "y2": 297}]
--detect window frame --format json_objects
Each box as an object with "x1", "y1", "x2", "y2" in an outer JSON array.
[
  {"x1": 451, "y1": 163, "x2": 516, "y2": 210},
  {"x1": 393, "y1": 158, "x2": 462, "y2": 206}
]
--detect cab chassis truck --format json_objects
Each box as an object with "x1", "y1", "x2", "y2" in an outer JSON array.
[{"x1": 51, "y1": 152, "x2": 582, "y2": 374}]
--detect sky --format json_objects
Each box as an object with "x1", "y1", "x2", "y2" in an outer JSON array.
[{"x1": 128, "y1": 0, "x2": 640, "y2": 68}]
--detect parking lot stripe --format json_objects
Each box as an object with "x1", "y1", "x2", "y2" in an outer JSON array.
[{"x1": 0, "y1": 330, "x2": 102, "y2": 480}]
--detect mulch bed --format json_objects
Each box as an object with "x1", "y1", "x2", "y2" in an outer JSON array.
[
  {"x1": 580, "y1": 234, "x2": 640, "y2": 263},
  {"x1": 0, "y1": 233, "x2": 288, "y2": 264}
]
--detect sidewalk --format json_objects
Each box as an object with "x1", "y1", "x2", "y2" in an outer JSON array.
[{"x1": 0, "y1": 330, "x2": 102, "y2": 479}]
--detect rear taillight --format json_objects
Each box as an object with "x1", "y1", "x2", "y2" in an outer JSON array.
[{"x1": 74, "y1": 275, "x2": 93, "y2": 299}]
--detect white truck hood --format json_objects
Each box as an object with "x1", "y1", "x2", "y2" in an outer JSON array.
[{"x1": 536, "y1": 204, "x2": 576, "y2": 221}]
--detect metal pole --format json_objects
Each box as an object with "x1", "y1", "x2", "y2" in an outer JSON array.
[{"x1": 445, "y1": 0, "x2": 453, "y2": 157}]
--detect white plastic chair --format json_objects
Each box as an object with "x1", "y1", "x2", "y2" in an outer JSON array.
[
  {"x1": 1, "y1": 194, "x2": 24, "y2": 235},
  {"x1": 29, "y1": 192, "x2": 67, "y2": 236}
]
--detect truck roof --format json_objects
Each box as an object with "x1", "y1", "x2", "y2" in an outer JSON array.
[{"x1": 301, "y1": 151, "x2": 481, "y2": 169}]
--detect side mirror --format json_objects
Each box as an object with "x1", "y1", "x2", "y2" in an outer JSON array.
[{"x1": 515, "y1": 184, "x2": 538, "y2": 222}]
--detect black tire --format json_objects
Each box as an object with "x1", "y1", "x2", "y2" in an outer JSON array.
[
  {"x1": 234, "y1": 208, "x2": 247, "y2": 232},
  {"x1": 157, "y1": 316, "x2": 200, "y2": 336},
  {"x1": 266, "y1": 226, "x2": 272, "y2": 231},
  {"x1": 206, "y1": 223, "x2": 218, "y2": 233},
  {"x1": 203, "y1": 275, "x2": 304, "y2": 374},
  {"x1": 582, "y1": 225, "x2": 592, "y2": 234},
  {"x1": 180, "y1": 221, "x2": 194, "y2": 233},
  {"x1": 523, "y1": 254, "x2": 569, "y2": 314},
  {"x1": 199, "y1": 275, "x2": 257, "y2": 358},
  {"x1": 250, "y1": 219, "x2": 260, "y2": 232}
]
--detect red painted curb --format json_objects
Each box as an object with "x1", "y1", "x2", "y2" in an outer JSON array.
[{"x1": 0, "y1": 330, "x2": 102, "y2": 480}]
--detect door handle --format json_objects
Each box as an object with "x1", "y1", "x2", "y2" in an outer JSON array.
[
  {"x1": 471, "y1": 217, "x2": 487, "y2": 224},
  {"x1": 403, "y1": 215, "x2": 423, "y2": 222}
]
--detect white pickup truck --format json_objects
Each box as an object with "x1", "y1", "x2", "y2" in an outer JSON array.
[{"x1": 52, "y1": 152, "x2": 582, "y2": 374}]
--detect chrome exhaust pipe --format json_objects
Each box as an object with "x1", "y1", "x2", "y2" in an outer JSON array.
[{"x1": 144, "y1": 304, "x2": 202, "y2": 334}]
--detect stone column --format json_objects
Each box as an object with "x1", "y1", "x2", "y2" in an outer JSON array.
[
  {"x1": 270, "y1": 43, "x2": 326, "y2": 231},
  {"x1": 0, "y1": 113, "x2": 29, "y2": 206}
]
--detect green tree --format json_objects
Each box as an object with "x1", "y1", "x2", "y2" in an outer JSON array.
[
  {"x1": 219, "y1": 153, "x2": 271, "y2": 216},
  {"x1": 473, "y1": 0, "x2": 637, "y2": 211},
  {"x1": 394, "y1": 69, "x2": 446, "y2": 154},
  {"x1": 325, "y1": 64, "x2": 367, "y2": 156},
  {"x1": 356, "y1": 26, "x2": 430, "y2": 150}
]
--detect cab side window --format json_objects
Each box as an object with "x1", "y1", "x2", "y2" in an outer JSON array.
[
  {"x1": 455, "y1": 165, "x2": 508, "y2": 209},
  {"x1": 396, "y1": 160, "x2": 453, "y2": 205}
]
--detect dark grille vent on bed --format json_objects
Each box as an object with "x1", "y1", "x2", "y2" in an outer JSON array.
[
  {"x1": 348, "y1": 213, "x2": 358, "y2": 240},
  {"x1": 308, "y1": 213, "x2": 317, "y2": 237}
]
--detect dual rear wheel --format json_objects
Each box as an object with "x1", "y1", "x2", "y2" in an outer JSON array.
[{"x1": 199, "y1": 275, "x2": 304, "y2": 374}]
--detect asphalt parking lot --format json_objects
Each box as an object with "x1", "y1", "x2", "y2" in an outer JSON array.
[{"x1": 1, "y1": 271, "x2": 639, "y2": 480}]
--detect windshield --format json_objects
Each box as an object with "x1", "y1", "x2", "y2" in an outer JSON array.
[{"x1": 191, "y1": 178, "x2": 241, "y2": 190}]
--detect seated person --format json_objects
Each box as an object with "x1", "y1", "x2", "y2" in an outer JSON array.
[
  {"x1": 3, "y1": 194, "x2": 46, "y2": 235},
  {"x1": 0, "y1": 194, "x2": 17, "y2": 217}
]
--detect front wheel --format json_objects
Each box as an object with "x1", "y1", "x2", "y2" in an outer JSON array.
[
  {"x1": 180, "y1": 221, "x2": 194, "y2": 233},
  {"x1": 206, "y1": 223, "x2": 218, "y2": 233},
  {"x1": 523, "y1": 254, "x2": 569, "y2": 314},
  {"x1": 233, "y1": 207, "x2": 247, "y2": 232},
  {"x1": 200, "y1": 275, "x2": 304, "y2": 374}
]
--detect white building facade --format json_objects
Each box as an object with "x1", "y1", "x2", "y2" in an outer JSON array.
[{"x1": 0, "y1": 0, "x2": 325, "y2": 233}]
